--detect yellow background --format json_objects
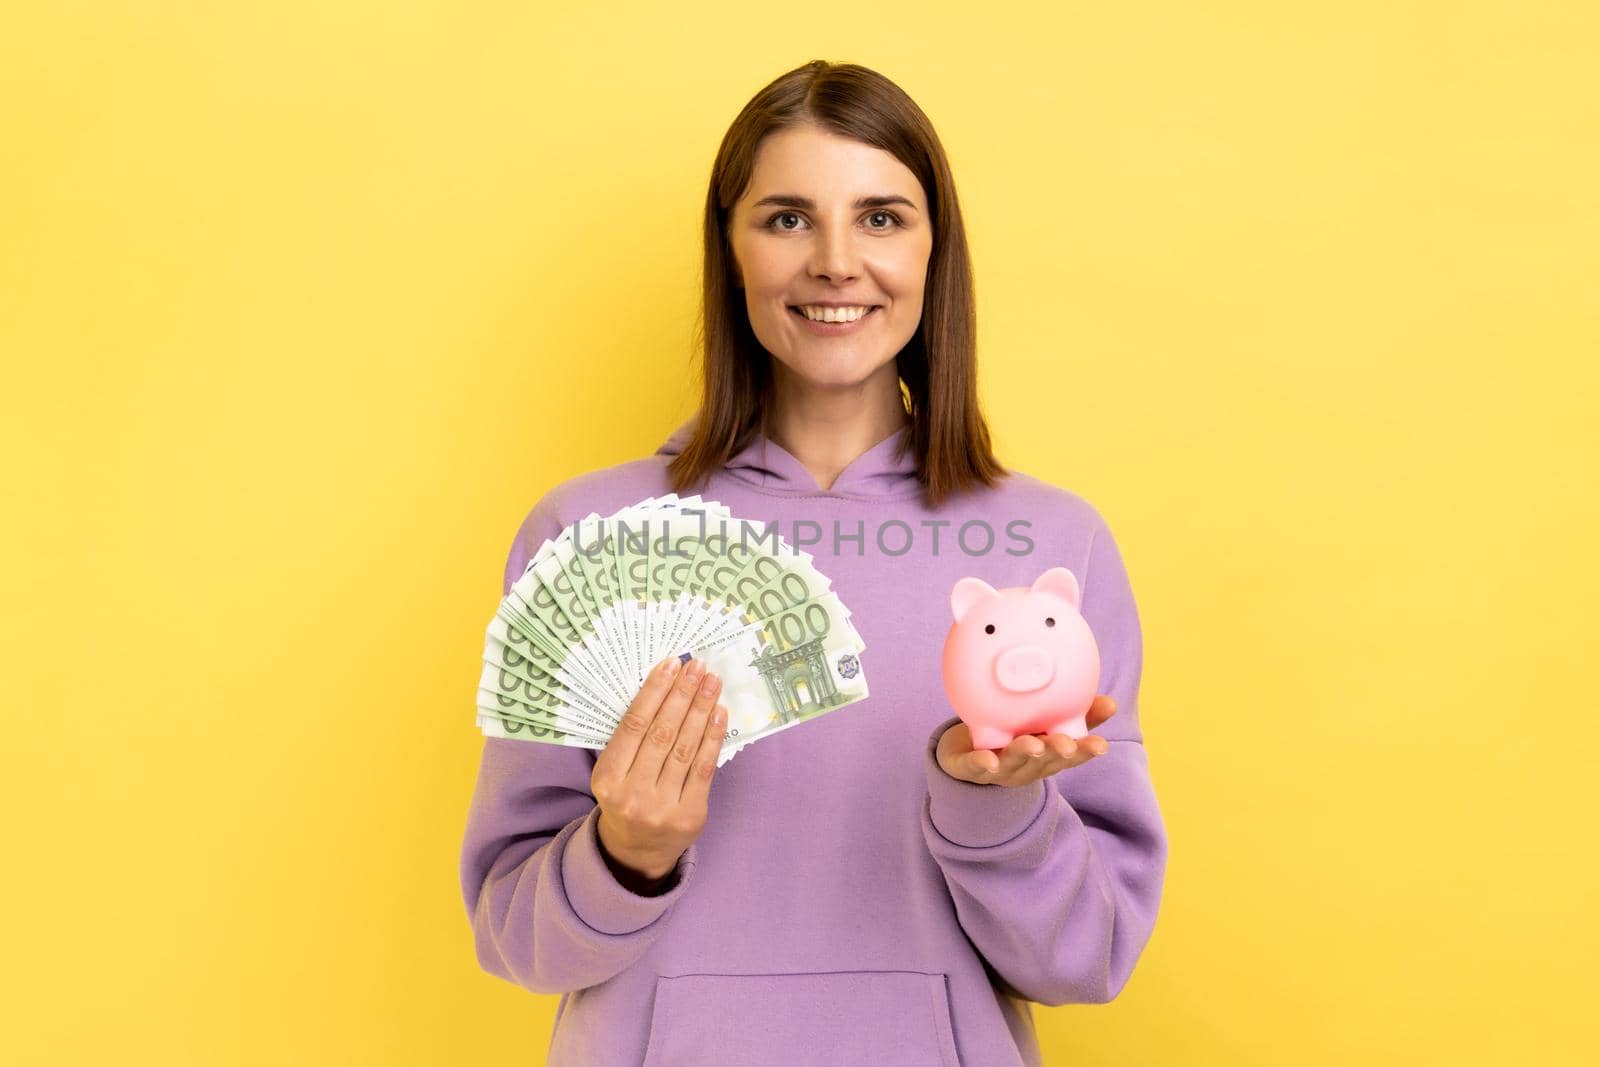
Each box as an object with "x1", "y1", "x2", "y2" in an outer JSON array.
[{"x1": 4, "y1": 2, "x2": 1595, "y2": 1064}]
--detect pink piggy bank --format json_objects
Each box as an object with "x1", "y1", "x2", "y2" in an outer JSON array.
[{"x1": 941, "y1": 567, "x2": 1101, "y2": 750}]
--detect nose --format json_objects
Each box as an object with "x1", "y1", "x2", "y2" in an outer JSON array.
[
  {"x1": 810, "y1": 221, "x2": 861, "y2": 282},
  {"x1": 994, "y1": 645, "x2": 1055, "y2": 693}
]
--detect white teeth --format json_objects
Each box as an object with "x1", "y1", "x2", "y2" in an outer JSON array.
[{"x1": 797, "y1": 305, "x2": 872, "y2": 323}]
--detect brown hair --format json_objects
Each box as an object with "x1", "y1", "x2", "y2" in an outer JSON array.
[{"x1": 666, "y1": 59, "x2": 1008, "y2": 509}]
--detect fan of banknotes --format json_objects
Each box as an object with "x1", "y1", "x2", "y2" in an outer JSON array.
[{"x1": 476, "y1": 494, "x2": 870, "y2": 767}]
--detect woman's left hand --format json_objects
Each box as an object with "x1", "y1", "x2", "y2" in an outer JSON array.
[{"x1": 935, "y1": 695, "x2": 1117, "y2": 787}]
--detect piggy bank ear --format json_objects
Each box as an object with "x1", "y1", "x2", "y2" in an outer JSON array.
[
  {"x1": 1030, "y1": 567, "x2": 1082, "y2": 610},
  {"x1": 950, "y1": 577, "x2": 998, "y2": 622}
]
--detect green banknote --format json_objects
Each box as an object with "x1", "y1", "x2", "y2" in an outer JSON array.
[{"x1": 475, "y1": 495, "x2": 869, "y2": 767}]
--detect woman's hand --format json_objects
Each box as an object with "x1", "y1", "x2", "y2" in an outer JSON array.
[
  {"x1": 593, "y1": 655, "x2": 728, "y2": 886},
  {"x1": 935, "y1": 695, "x2": 1118, "y2": 787}
]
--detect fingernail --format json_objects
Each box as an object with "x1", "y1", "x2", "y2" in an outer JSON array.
[{"x1": 664, "y1": 656, "x2": 680, "y2": 675}]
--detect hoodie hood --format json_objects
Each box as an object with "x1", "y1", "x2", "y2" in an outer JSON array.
[{"x1": 655, "y1": 416, "x2": 922, "y2": 500}]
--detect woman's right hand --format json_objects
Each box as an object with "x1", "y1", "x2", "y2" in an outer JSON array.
[{"x1": 592, "y1": 654, "x2": 728, "y2": 887}]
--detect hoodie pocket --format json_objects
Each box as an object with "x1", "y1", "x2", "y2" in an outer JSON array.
[{"x1": 641, "y1": 969, "x2": 960, "y2": 1066}]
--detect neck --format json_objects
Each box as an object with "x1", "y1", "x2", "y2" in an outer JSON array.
[{"x1": 763, "y1": 365, "x2": 911, "y2": 493}]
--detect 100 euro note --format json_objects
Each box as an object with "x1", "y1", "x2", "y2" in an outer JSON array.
[
  {"x1": 477, "y1": 525, "x2": 665, "y2": 741},
  {"x1": 475, "y1": 497, "x2": 870, "y2": 766}
]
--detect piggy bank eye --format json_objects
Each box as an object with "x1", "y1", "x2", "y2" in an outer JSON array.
[
  {"x1": 984, "y1": 624, "x2": 995, "y2": 634},
  {"x1": 1045, "y1": 617, "x2": 1055, "y2": 627}
]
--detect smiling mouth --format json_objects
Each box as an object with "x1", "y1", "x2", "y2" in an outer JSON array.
[{"x1": 787, "y1": 306, "x2": 883, "y2": 322}]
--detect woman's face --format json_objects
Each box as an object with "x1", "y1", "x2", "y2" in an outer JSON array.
[{"x1": 728, "y1": 124, "x2": 933, "y2": 395}]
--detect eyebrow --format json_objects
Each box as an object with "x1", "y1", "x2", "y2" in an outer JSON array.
[{"x1": 751, "y1": 193, "x2": 920, "y2": 213}]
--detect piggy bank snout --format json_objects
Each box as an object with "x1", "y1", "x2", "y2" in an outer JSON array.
[{"x1": 994, "y1": 644, "x2": 1055, "y2": 693}]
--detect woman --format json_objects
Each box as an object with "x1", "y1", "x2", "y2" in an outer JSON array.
[{"x1": 460, "y1": 60, "x2": 1167, "y2": 1066}]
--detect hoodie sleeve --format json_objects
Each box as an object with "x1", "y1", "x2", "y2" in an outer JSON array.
[
  {"x1": 459, "y1": 489, "x2": 702, "y2": 995},
  {"x1": 918, "y1": 514, "x2": 1168, "y2": 1007}
]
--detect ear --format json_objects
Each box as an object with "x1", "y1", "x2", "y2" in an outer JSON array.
[
  {"x1": 950, "y1": 577, "x2": 998, "y2": 623},
  {"x1": 1030, "y1": 566, "x2": 1081, "y2": 610}
]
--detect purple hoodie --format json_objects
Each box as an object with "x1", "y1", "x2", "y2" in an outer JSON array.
[{"x1": 459, "y1": 418, "x2": 1167, "y2": 1066}]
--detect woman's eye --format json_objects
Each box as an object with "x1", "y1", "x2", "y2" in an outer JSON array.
[{"x1": 762, "y1": 210, "x2": 903, "y2": 232}]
